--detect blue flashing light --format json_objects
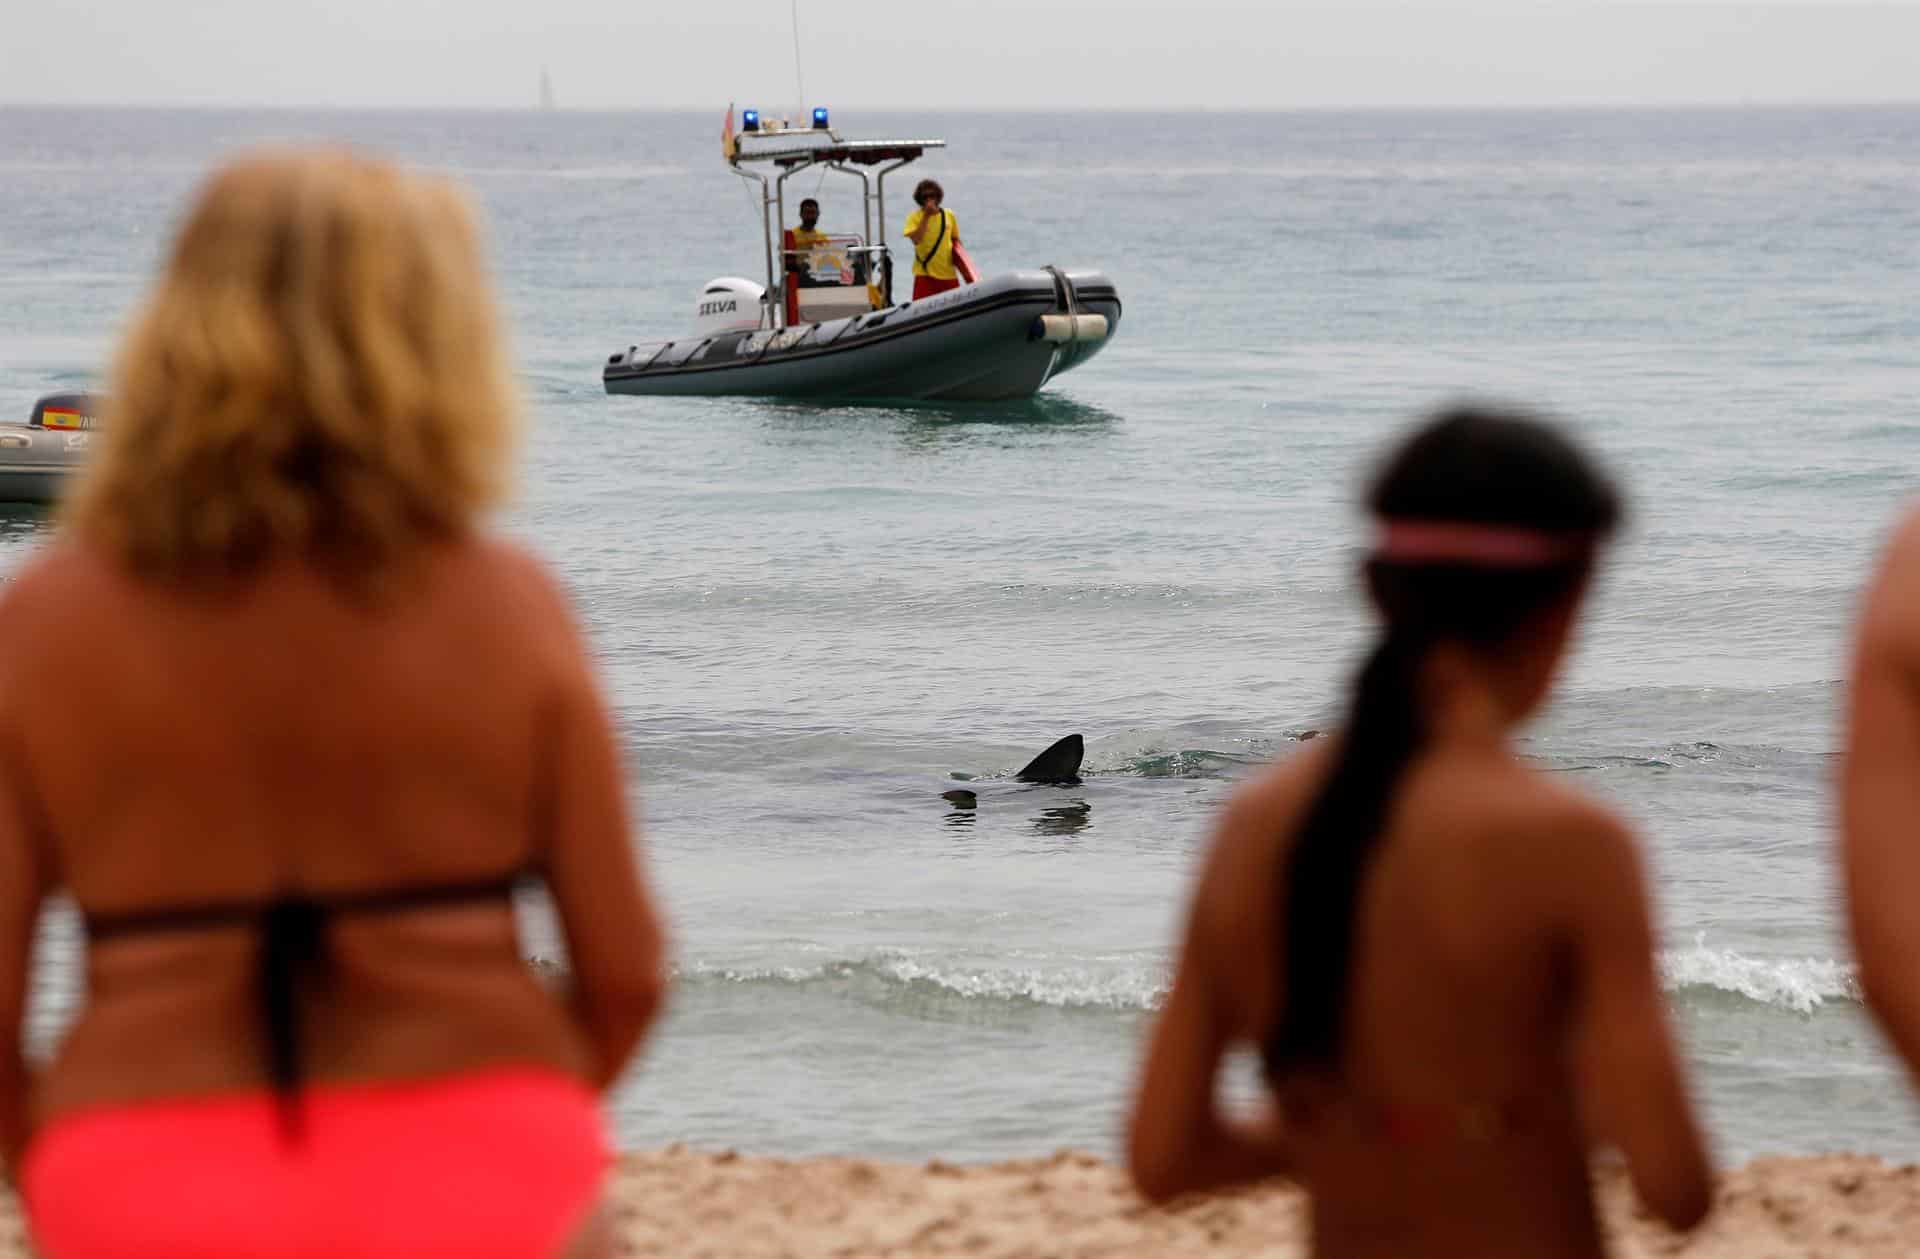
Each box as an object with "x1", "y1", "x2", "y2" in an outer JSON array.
[
  {"x1": 811, "y1": 106, "x2": 830, "y2": 130},
  {"x1": 742, "y1": 108, "x2": 761, "y2": 132}
]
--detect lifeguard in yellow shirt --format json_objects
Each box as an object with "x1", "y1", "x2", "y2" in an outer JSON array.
[
  {"x1": 903, "y1": 179, "x2": 969, "y2": 300},
  {"x1": 784, "y1": 197, "x2": 831, "y2": 280}
]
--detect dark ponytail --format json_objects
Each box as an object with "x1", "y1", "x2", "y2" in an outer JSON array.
[{"x1": 1263, "y1": 405, "x2": 1622, "y2": 1078}]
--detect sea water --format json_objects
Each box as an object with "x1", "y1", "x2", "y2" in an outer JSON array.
[{"x1": 2, "y1": 105, "x2": 1917, "y2": 1162}]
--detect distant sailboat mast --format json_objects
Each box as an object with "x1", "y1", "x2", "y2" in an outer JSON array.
[{"x1": 539, "y1": 67, "x2": 556, "y2": 111}]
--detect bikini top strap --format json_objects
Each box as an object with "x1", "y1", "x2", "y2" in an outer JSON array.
[
  {"x1": 84, "y1": 872, "x2": 534, "y2": 940},
  {"x1": 83, "y1": 871, "x2": 534, "y2": 1143}
]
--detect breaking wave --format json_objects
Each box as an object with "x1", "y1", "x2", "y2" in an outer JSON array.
[
  {"x1": 534, "y1": 942, "x2": 1862, "y2": 1017},
  {"x1": 1660, "y1": 938, "x2": 1859, "y2": 1014},
  {"x1": 670, "y1": 954, "x2": 1165, "y2": 1012}
]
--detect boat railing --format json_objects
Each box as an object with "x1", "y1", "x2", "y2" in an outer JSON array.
[{"x1": 727, "y1": 120, "x2": 942, "y2": 327}]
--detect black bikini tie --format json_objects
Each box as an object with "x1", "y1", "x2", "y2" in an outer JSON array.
[
  {"x1": 86, "y1": 873, "x2": 531, "y2": 1143},
  {"x1": 258, "y1": 894, "x2": 330, "y2": 1139}
]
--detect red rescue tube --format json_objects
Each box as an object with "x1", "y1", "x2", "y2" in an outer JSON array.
[{"x1": 952, "y1": 241, "x2": 979, "y2": 285}]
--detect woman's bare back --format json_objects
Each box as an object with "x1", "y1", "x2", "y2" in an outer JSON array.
[
  {"x1": 1142, "y1": 737, "x2": 1707, "y2": 1257},
  {"x1": 0, "y1": 535, "x2": 662, "y2": 1130}
]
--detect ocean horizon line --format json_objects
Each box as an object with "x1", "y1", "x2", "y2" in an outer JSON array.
[{"x1": 4, "y1": 98, "x2": 1919, "y2": 116}]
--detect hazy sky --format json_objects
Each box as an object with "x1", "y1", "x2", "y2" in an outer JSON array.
[{"x1": 4, "y1": 1, "x2": 1918, "y2": 109}]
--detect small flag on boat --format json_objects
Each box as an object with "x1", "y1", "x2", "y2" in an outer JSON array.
[{"x1": 722, "y1": 102, "x2": 737, "y2": 160}]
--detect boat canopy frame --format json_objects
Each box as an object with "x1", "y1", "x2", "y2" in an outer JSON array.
[{"x1": 727, "y1": 128, "x2": 946, "y2": 330}]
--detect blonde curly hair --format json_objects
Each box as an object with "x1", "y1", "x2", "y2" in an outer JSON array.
[{"x1": 63, "y1": 149, "x2": 519, "y2": 585}]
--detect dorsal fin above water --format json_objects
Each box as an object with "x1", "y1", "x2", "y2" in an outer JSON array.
[{"x1": 1016, "y1": 734, "x2": 1084, "y2": 784}]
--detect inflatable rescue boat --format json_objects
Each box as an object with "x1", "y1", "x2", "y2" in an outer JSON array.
[
  {"x1": 0, "y1": 392, "x2": 99, "y2": 504},
  {"x1": 603, "y1": 111, "x2": 1120, "y2": 402}
]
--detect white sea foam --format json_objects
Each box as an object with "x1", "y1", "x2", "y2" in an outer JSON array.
[
  {"x1": 669, "y1": 953, "x2": 1168, "y2": 1011},
  {"x1": 871, "y1": 955, "x2": 1164, "y2": 1010},
  {"x1": 657, "y1": 941, "x2": 1861, "y2": 1017},
  {"x1": 1658, "y1": 938, "x2": 1859, "y2": 1014}
]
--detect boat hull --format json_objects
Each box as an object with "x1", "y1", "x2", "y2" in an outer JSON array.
[
  {"x1": 604, "y1": 270, "x2": 1120, "y2": 402},
  {"x1": 0, "y1": 423, "x2": 90, "y2": 505}
]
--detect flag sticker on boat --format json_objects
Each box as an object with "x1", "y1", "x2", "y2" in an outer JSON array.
[{"x1": 40, "y1": 408, "x2": 89, "y2": 430}]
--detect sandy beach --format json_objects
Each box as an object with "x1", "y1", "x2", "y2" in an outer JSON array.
[{"x1": 6, "y1": 1149, "x2": 1919, "y2": 1256}]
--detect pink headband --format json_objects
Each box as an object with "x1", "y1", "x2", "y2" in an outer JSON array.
[{"x1": 1374, "y1": 519, "x2": 1592, "y2": 568}]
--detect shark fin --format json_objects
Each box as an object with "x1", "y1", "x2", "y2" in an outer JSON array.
[{"x1": 1015, "y1": 733, "x2": 1084, "y2": 784}]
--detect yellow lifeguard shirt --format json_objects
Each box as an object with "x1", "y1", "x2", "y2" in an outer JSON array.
[
  {"x1": 903, "y1": 208, "x2": 958, "y2": 279},
  {"x1": 785, "y1": 225, "x2": 830, "y2": 264}
]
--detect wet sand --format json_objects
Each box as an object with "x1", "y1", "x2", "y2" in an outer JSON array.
[{"x1": 6, "y1": 1149, "x2": 1920, "y2": 1255}]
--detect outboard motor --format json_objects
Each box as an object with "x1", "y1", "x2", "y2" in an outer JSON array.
[{"x1": 692, "y1": 277, "x2": 767, "y2": 336}]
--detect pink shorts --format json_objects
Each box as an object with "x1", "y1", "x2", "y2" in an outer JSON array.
[{"x1": 23, "y1": 1068, "x2": 610, "y2": 1258}]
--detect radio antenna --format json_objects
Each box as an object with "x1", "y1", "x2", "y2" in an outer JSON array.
[{"x1": 790, "y1": 0, "x2": 806, "y2": 122}]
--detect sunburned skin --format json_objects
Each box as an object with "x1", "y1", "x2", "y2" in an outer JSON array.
[
  {"x1": 1127, "y1": 603, "x2": 1713, "y2": 1258},
  {"x1": 0, "y1": 535, "x2": 669, "y2": 1184},
  {"x1": 1843, "y1": 508, "x2": 1920, "y2": 1088}
]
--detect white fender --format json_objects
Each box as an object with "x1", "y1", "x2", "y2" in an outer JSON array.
[{"x1": 1031, "y1": 313, "x2": 1109, "y2": 345}]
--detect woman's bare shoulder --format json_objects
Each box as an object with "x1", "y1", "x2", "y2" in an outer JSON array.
[
  {"x1": 1886, "y1": 502, "x2": 1920, "y2": 557},
  {"x1": 0, "y1": 540, "x2": 121, "y2": 638},
  {"x1": 1225, "y1": 739, "x2": 1336, "y2": 823},
  {"x1": 463, "y1": 532, "x2": 553, "y2": 580},
  {"x1": 1197, "y1": 741, "x2": 1337, "y2": 900},
  {"x1": 457, "y1": 535, "x2": 582, "y2": 623},
  {"x1": 1465, "y1": 761, "x2": 1640, "y2": 897},
  {"x1": 1857, "y1": 505, "x2": 1920, "y2": 647},
  {"x1": 1506, "y1": 768, "x2": 1629, "y2": 843}
]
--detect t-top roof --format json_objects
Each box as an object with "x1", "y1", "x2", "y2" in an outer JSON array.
[{"x1": 731, "y1": 136, "x2": 947, "y2": 167}]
